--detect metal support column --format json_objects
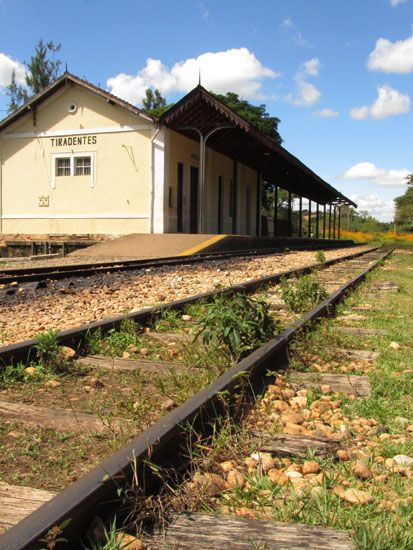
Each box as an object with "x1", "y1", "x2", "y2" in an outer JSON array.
[
  {"x1": 177, "y1": 125, "x2": 233, "y2": 233},
  {"x1": 299, "y1": 197, "x2": 302, "y2": 237},
  {"x1": 273, "y1": 185, "x2": 278, "y2": 237},
  {"x1": 255, "y1": 173, "x2": 261, "y2": 236},
  {"x1": 328, "y1": 203, "x2": 332, "y2": 239},
  {"x1": 338, "y1": 205, "x2": 342, "y2": 239},
  {"x1": 232, "y1": 160, "x2": 238, "y2": 234},
  {"x1": 316, "y1": 202, "x2": 320, "y2": 239},
  {"x1": 307, "y1": 200, "x2": 312, "y2": 238},
  {"x1": 323, "y1": 204, "x2": 326, "y2": 238},
  {"x1": 333, "y1": 205, "x2": 337, "y2": 239},
  {"x1": 287, "y1": 191, "x2": 292, "y2": 237}
]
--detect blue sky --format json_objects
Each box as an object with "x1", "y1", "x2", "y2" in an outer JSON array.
[{"x1": 1, "y1": 0, "x2": 413, "y2": 221}]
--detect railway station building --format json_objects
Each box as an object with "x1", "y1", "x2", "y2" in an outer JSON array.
[{"x1": 0, "y1": 73, "x2": 354, "y2": 238}]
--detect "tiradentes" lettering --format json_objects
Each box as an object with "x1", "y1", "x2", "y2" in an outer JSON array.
[{"x1": 50, "y1": 135, "x2": 97, "y2": 147}]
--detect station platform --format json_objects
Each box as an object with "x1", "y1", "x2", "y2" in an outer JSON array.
[{"x1": 70, "y1": 233, "x2": 355, "y2": 259}]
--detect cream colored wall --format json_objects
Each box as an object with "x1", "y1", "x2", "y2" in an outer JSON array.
[
  {"x1": 0, "y1": 84, "x2": 153, "y2": 235},
  {"x1": 167, "y1": 129, "x2": 257, "y2": 235}
]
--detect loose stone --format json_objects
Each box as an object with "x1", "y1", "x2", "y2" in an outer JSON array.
[
  {"x1": 302, "y1": 461, "x2": 320, "y2": 475},
  {"x1": 338, "y1": 488, "x2": 374, "y2": 505},
  {"x1": 351, "y1": 460, "x2": 373, "y2": 480},
  {"x1": 227, "y1": 470, "x2": 245, "y2": 489},
  {"x1": 393, "y1": 455, "x2": 413, "y2": 468}
]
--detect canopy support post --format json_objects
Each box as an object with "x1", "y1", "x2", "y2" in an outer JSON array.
[
  {"x1": 256, "y1": 172, "x2": 261, "y2": 236},
  {"x1": 316, "y1": 202, "x2": 320, "y2": 239},
  {"x1": 338, "y1": 204, "x2": 342, "y2": 239},
  {"x1": 323, "y1": 204, "x2": 326, "y2": 238},
  {"x1": 328, "y1": 203, "x2": 332, "y2": 239},
  {"x1": 287, "y1": 191, "x2": 292, "y2": 237},
  {"x1": 177, "y1": 125, "x2": 233, "y2": 233},
  {"x1": 274, "y1": 185, "x2": 278, "y2": 237},
  {"x1": 299, "y1": 197, "x2": 303, "y2": 237},
  {"x1": 308, "y1": 200, "x2": 312, "y2": 238},
  {"x1": 232, "y1": 160, "x2": 238, "y2": 234}
]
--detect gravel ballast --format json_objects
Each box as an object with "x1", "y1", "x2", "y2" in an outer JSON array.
[{"x1": 0, "y1": 246, "x2": 368, "y2": 347}]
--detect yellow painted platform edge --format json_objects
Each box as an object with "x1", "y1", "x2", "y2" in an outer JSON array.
[{"x1": 176, "y1": 234, "x2": 228, "y2": 256}]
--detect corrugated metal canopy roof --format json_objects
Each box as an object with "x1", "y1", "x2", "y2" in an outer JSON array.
[{"x1": 160, "y1": 86, "x2": 355, "y2": 207}]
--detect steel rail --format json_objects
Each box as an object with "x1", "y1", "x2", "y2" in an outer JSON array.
[
  {"x1": 0, "y1": 246, "x2": 378, "y2": 367},
  {"x1": 0, "y1": 247, "x2": 392, "y2": 550},
  {"x1": 0, "y1": 239, "x2": 356, "y2": 285}
]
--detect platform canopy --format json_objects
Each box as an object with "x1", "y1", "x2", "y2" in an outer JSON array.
[{"x1": 160, "y1": 86, "x2": 356, "y2": 207}]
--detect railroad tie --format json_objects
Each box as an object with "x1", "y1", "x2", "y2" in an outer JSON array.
[
  {"x1": 143, "y1": 332, "x2": 192, "y2": 345},
  {"x1": 287, "y1": 371, "x2": 371, "y2": 397},
  {"x1": 76, "y1": 355, "x2": 185, "y2": 373},
  {"x1": 0, "y1": 482, "x2": 56, "y2": 534},
  {"x1": 335, "y1": 326, "x2": 386, "y2": 336},
  {"x1": 0, "y1": 400, "x2": 111, "y2": 433},
  {"x1": 336, "y1": 313, "x2": 368, "y2": 322},
  {"x1": 148, "y1": 513, "x2": 355, "y2": 549},
  {"x1": 335, "y1": 348, "x2": 380, "y2": 362},
  {"x1": 368, "y1": 282, "x2": 400, "y2": 292},
  {"x1": 249, "y1": 431, "x2": 340, "y2": 459}
]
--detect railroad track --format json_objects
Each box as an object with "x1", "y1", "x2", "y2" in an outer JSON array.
[
  {"x1": 0, "y1": 246, "x2": 394, "y2": 549},
  {"x1": 0, "y1": 240, "x2": 355, "y2": 288}
]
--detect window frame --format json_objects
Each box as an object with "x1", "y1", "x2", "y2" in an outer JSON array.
[
  {"x1": 74, "y1": 156, "x2": 92, "y2": 176},
  {"x1": 51, "y1": 152, "x2": 95, "y2": 189}
]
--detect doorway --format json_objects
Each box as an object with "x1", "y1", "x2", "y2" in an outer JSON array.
[{"x1": 190, "y1": 166, "x2": 199, "y2": 233}]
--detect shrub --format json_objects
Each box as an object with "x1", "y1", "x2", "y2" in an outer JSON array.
[
  {"x1": 281, "y1": 275, "x2": 328, "y2": 313},
  {"x1": 194, "y1": 291, "x2": 279, "y2": 359},
  {"x1": 315, "y1": 249, "x2": 326, "y2": 263}
]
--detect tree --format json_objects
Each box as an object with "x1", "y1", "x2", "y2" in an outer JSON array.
[
  {"x1": 6, "y1": 69, "x2": 25, "y2": 113},
  {"x1": 394, "y1": 174, "x2": 413, "y2": 232},
  {"x1": 141, "y1": 88, "x2": 173, "y2": 117},
  {"x1": 6, "y1": 39, "x2": 61, "y2": 113},
  {"x1": 214, "y1": 92, "x2": 282, "y2": 145}
]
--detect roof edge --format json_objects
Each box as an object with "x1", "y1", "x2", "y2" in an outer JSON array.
[{"x1": 0, "y1": 72, "x2": 155, "y2": 132}]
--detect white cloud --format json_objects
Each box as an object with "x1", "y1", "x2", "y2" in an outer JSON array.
[
  {"x1": 351, "y1": 194, "x2": 396, "y2": 221},
  {"x1": 303, "y1": 58, "x2": 320, "y2": 76},
  {"x1": 198, "y1": 1, "x2": 210, "y2": 19},
  {"x1": 107, "y1": 48, "x2": 278, "y2": 105},
  {"x1": 350, "y1": 194, "x2": 395, "y2": 222},
  {"x1": 390, "y1": 0, "x2": 407, "y2": 6},
  {"x1": 0, "y1": 52, "x2": 25, "y2": 88},
  {"x1": 350, "y1": 85, "x2": 410, "y2": 119},
  {"x1": 343, "y1": 161, "x2": 410, "y2": 187},
  {"x1": 281, "y1": 16, "x2": 311, "y2": 47},
  {"x1": 314, "y1": 108, "x2": 339, "y2": 118},
  {"x1": 368, "y1": 35, "x2": 413, "y2": 73},
  {"x1": 288, "y1": 58, "x2": 321, "y2": 106}
]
